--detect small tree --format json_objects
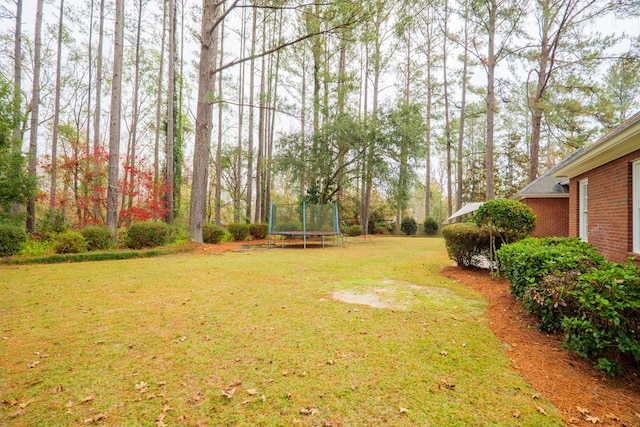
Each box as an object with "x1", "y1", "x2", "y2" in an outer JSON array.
[{"x1": 473, "y1": 199, "x2": 536, "y2": 273}]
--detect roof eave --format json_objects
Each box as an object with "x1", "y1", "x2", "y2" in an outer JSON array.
[{"x1": 552, "y1": 116, "x2": 640, "y2": 178}]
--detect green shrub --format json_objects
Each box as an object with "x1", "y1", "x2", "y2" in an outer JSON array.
[
  {"x1": 441, "y1": 223, "x2": 491, "y2": 268},
  {"x1": 249, "y1": 222, "x2": 269, "y2": 240},
  {"x1": 497, "y1": 237, "x2": 605, "y2": 300},
  {"x1": 423, "y1": 217, "x2": 439, "y2": 235},
  {"x1": 80, "y1": 226, "x2": 114, "y2": 251},
  {"x1": 0, "y1": 223, "x2": 27, "y2": 256},
  {"x1": 562, "y1": 262, "x2": 640, "y2": 375},
  {"x1": 125, "y1": 221, "x2": 169, "y2": 249},
  {"x1": 202, "y1": 223, "x2": 225, "y2": 244},
  {"x1": 227, "y1": 222, "x2": 249, "y2": 241},
  {"x1": 19, "y1": 239, "x2": 51, "y2": 256},
  {"x1": 400, "y1": 217, "x2": 417, "y2": 235},
  {"x1": 34, "y1": 211, "x2": 68, "y2": 240},
  {"x1": 474, "y1": 199, "x2": 536, "y2": 272},
  {"x1": 52, "y1": 231, "x2": 88, "y2": 254},
  {"x1": 346, "y1": 224, "x2": 362, "y2": 236}
]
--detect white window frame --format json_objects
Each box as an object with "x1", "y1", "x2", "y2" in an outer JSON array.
[
  {"x1": 579, "y1": 179, "x2": 588, "y2": 242},
  {"x1": 633, "y1": 160, "x2": 640, "y2": 253}
]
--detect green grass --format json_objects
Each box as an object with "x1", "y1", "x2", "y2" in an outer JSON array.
[{"x1": 0, "y1": 237, "x2": 562, "y2": 426}]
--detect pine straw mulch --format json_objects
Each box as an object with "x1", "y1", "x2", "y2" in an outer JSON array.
[{"x1": 441, "y1": 265, "x2": 640, "y2": 427}]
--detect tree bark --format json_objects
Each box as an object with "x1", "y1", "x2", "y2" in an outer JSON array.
[
  {"x1": 26, "y1": 0, "x2": 44, "y2": 233},
  {"x1": 189, "y1": 0, "x2": 219, "y2": 242},
  {"x1": 49, "y1": 0, "x2": 66, "y2": 224},
  {"x1": 154, "y1": 0, "x2": 167, "y2": 205},
  {"x1": 106, "y1": 0, "x2": 124, "y2": 234},
  {"x1": 165, "y1": 0, "x2": 176, "y2": 224},
  {"x1": 92, "y1": 0, "x2": 105, "y2": 223}
]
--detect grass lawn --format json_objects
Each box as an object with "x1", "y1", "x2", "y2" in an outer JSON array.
[{"x1": 0, "y1": 237, "x2": 563, "y2": 426}]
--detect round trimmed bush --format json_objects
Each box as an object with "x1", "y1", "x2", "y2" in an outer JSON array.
[
  {"x1": 423, "y1": 217, "x2": 439, "y2": 235},
  {"x1": 441, "y1": 223, "x2": 491, "y2": 268},
  {"x1": 80, "y1": 225, "x2": 114, "y2": 251},
  {"x1": 202, "y1": 223, "x2": 225, "y2": 244},
  {"x1": 52, "y1": 231, "x2": 88, "y2": 254},
  {"x1": 125, "y1": 221, "x2": 169, "y2": 249},
  {"x1": 227, "y1": 222, "x2": 249, "y2": 241},
  {"x1": 401, "y1": 217, "x2": 417, "y2": 236},
  {"x1": 249, "y1": 222, "x2": 268, "y2": 240},
  {"x1": 0, "y1": 223, "x2": 27, "y2": 256}
]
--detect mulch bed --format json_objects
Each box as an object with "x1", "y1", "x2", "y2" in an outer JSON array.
[{"x1": 441, "y1": 266, "x2": 640, "y2": 427}]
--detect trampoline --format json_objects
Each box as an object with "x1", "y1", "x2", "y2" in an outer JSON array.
[{"x1": 268, "y1": 202, "x2": 343, "y2": 248}]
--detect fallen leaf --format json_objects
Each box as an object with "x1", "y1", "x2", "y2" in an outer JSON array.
[
  {"x1": 28, "y1": 360, "x2": 40, "y2": 368},
  {"x1": 439, "y1": 378, "x2": 455, "y2": 390},
  {"x1": 247, "y1": 389, "x2": 259, "y2": 396},
  {"x1": 18, "y1": 399, "x2": 35, "y2": 409},
  {"x1": 221, "y1": 387, "x2": 236, "y2": 399},
  {"x1": 536, "y1": 406, "x2": 547, "y2": 415},
  {"x1": 65, "y1": 401, "x2": 74, "y2": 408},
  {"x1": 531, "y1": 393, "x2": 541, "y2": 399},
  {"x1": 439, "y1": 351, "x2": 448, "y2": 356},
  {"x1": 135, "y1": 381, "x2": 148, "y2": 393},
  {"x1": 512, "y1": 409, "x2": 521, "y2": 418},
  {"x1": 577, "y1": 406, "x2": 590, "y2": 415},
  {"x1": 585, "y1": 415, "x2": 601, "y2": 424},
  {"x1": 300, "y1": 407, "x2": 320, "y2": 416},
  {"x1": 326, "y1": 359, "x2": 335, "y2": 365},
  {"x1": 81, "y1": 392, "x2": 97, "y2": 404},
  {"x1": 399, "y1": 407, "x2": 410, "y2": 413}
]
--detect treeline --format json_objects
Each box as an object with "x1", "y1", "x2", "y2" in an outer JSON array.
[{"x1": 0, "y1": 0, "x2": 639, "y2": 240}]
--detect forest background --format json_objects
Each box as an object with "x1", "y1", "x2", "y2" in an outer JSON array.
[{"x1": 1, "y1": 0, "x2": 639, "y2": 242}]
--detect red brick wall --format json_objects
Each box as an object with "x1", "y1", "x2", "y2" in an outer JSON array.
[
  {"x1": 569, "y1": 149, "x2": 640, "y2": 264},
  {"x1": 522, "y1": 198, "x2": 569, "y2": 237}
]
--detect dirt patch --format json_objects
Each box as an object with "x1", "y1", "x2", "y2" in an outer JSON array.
[
  {"x1": 441, "y1": 265, "x2": 640, "y2": 427},
  {"x1": 332, "y1": 289, "x2": 396, "y2": 308}
]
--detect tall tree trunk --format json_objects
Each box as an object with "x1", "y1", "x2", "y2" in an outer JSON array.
[
  {"x1": 92, "y1": 0, "x2": 105, "y2": 223},
  {"x1": 26, "y1": 0, "x2": 44, "y2": 233},
  {"x1": 154, "y1": 0, "x2": 167, "y2": 205},
  {"x1": 10, "y1": 0, "x2": 22, "y2": 216},
  {"x1": 249, "y1": 3, "x2": 258, "y2": 222},
  {"x1": 456, "y1": 0, "x2": 470, "y2": 212},
  {"x1": 12, "y1": 0, "x2": 23, "y2": 152},
  {"x1": 485, "y1": 0, "x2": 497, "y2": 200},
  {"x1": 85, "y1": 0, "x2": 93, "y2": 225},
  {"x1": 189, "y1": 0, "x2": 219, "y2": 242},
  {"x1": 106, "y1": 0, "x2": 124, "y2": 233},
  {"x1": 123, "y1": 0, "x2": 144, "y2": 224},
  {"x1": 234, "y1": 6, "x2": 246, "y2": 223},
  {"x1": 49, "y1": 0, "x2": 66, "y2": 223},
  {"x1": 215, "y1": 13, "x2": 225, "y2": 226},
  {"x1": 442, "y1": 0, "x2": 452, "y2": 217},
  {"x1": 165, "y1": 0, "x2": 176, "y2": 224}
]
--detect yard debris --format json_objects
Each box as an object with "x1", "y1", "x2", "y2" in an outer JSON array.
[
  {"x1": 399, "y1": 407, "x2": 410, "y2": 414},
  {"x1": 80, "y1": 392, "x2": 97, "y2": 404},
  {"x1": 536, "y1": 406, "x2": 547, "y2": 415},
  {"x1": 300, "y1": 407, "x2": 320, "y2": 416},
  {"x1": 221, "y1": 380, "x2": 242, "y2": 399}
]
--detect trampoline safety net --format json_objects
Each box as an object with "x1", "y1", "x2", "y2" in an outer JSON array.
[{"x1": 269, "y1": 202, "x2": 341, "y2": 247}]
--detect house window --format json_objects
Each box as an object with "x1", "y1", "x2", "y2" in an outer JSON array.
[
  {"x1": 634, "y1": 160, "x2": 640, "y2": 253},
  {"x1": 579, "y1": 179, "x2": 588, "y2": 242}
]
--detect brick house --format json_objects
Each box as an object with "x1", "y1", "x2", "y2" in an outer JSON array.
[
  {"x1": 513, "y1": 168, "x2": 571, "y2": 238},
  {"x1": 551, "y1": 111, "x2": 640, "y2": 264}
]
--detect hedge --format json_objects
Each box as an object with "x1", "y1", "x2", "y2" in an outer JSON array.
[{"x1": 441, "y1": 223, "x2": 491, "y2": 268}]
